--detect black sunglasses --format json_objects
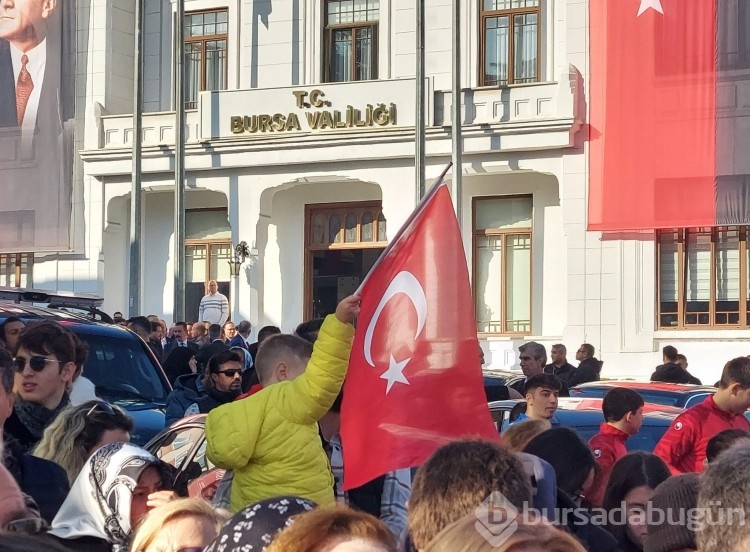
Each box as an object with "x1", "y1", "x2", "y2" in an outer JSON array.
[
  {"x1": 86, "y1": 401, "x2": 116, "y2": 418},
  {"x1": 216, "y1": 368, "x2": 241, "y2": 378},
  {"x1": 13, "y1": 355, "x2": 61, "y2": 373}
]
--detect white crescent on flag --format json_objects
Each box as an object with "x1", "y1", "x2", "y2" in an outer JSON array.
[
  {"x1": 363, "y1": 270, "x2": 427, "y2": 368},
  {"x1": 362, "y1": 271, "x2": 427, "y2": 394}
]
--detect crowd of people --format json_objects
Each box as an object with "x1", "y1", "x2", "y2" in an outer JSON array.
[{"x1": 1, "y1": 292, "x2": 750, "y2": 551}]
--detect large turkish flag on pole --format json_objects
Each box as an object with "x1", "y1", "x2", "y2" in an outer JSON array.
[
  {"x1": 341, "y1": 176, "x2": 497, "y2": 491},
  {"x1": 588, "y1": 0, "x2": 728, "y2": 230}
]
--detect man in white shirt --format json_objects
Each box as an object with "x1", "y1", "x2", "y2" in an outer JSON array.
[{"x1": 198, "y1": 280, "x2": 229, "y2": 325}]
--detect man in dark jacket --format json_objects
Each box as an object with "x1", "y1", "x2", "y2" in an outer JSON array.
[
  {"x1": 185, "y1": 350, "x2": 242, "y2": 416},
  {"x1": 162, "y1": 322, "x2": 199, "y2": 359},
  {"x1": 195, "y1": 324, "x2": 229, "y2": 372},
  {"x1": 228, "y1": 320, "x2": 251, "y2": 350},
  {"x1": 543, "y1": 344, "x2": 577, "y2": 386},
  {"x1": 0, "y1": 350, "x2": 68, "y2": 523},
  {"x1": 651, "y1": 346, "x2": 702, "y2": 385},
  {"x1": 569, "y1": 343, "x2": 602, "y2": 387},
  {"x1": 165, "y1": 372, "x2": 205, "y2": 426},
  {"x1": 5, "y1": 322, "x2": 79, "y2": 452}
]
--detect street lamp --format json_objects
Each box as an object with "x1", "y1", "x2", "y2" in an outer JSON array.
[{"x1": 228, "y1": 241, "x2": 249, "y2": 277}]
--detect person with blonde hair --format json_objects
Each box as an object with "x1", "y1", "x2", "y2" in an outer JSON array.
[
  {"x1": 424, "y1": 509, "x2": 586, "y2": 552},
  {"x1": 34, "y1": 400, "x2": 133, "y2": 484},
  {"x1": 501, "y1": 418, "x2": 551, "y2": 452},
  {"x1": 130, "y1": 498, "x2": 227, "y2": 552},
  {"x1": 269, "y1": 505, "x2": 396, "y2": 552}
]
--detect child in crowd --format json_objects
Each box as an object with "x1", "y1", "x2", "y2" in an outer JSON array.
[
  {"x1": 586, "y1": 387, "x2": 644, "y2": 508},
  {"x1": 205, "y1": 295, "x2": 359, "y2": 512}
]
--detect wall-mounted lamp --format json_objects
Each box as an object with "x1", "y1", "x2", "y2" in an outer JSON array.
[{"x1": 228, "y1": 241, "x2": 249, "y2": 277}]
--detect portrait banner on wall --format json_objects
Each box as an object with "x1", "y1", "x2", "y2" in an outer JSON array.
[{"x1": 0, "y1": 0, "x2": 75, "y2": 252}]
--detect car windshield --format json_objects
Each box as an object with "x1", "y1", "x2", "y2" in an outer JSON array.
[{"x1": 76, "y1": 330, "x2": 169, "y2": 404}]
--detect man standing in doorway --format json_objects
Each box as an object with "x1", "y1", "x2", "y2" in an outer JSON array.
[{"x1": 198, "y1": 280, "x2": 229, "y2": 326}]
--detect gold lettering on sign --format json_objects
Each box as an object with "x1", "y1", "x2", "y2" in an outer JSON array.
[{"x1": 230, "y1": 89, "x2": 399, "y2": 135}]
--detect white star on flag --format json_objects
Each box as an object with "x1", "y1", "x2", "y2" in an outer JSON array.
[
  {"x1": 638, "y1": 0, "x2": 663, "y2": 16},
  {"x1": 380, "y1": 355, "x2": 410, "y2": 394}
]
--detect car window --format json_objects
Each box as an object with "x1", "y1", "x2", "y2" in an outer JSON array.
[
  {"x1": 193, "y1": 438, "x2": 215, "y2": 472},
  {"x1": 156, "y1": 426, "x2": 204, "y2": 470},
  {"x1": 490, "y1": 409, "x2": 506, "y2": 433},
  {"x1": 77, "y1": 330, "x2": 168, "y2": 402}
]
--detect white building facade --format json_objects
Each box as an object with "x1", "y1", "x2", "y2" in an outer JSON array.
[{"x1": 13, "y1": 0, "x2": 749, "y2": 383}]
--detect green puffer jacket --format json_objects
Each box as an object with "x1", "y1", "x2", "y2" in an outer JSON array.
[{"x1": 205, "y1": 314, "x2": 354, "y2": 512}]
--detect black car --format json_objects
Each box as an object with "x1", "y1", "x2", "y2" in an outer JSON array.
[{"x1": 0, "y1": 289, "x2": 171, "y2": 445}]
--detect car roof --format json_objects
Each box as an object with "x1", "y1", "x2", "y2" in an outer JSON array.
[
  {"x1": 488, "y1": 397, "x2": 681, "y2": 420},
  {"x1": 571, "y1": 381, "x2": 717, "y2": 394},
  {"x1": 0, "y1": 303, "x2": 101, "y2": 324},
  {"x1": 166, "y1": 414, "x2": 207, "y2": 428}
]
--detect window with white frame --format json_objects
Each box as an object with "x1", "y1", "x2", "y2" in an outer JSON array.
[
  {"x1": 657, "y1": 227, "x2": 750, "y2": 328},
  {"x1": 474, "y1": 197, "x2": 532, "y2": 334},
  {"x1": 0, "y1": 253, "x2": 33, "y2": 288},
  {"x1": 480, "y1": 0, "x2": 540, "y2": 86},
  {"x1": 184, "y1": 9, "x2": 228, "y2": 109},
  {"x1": 324, "y1": 0, "x2": 379, "y2": 82}
]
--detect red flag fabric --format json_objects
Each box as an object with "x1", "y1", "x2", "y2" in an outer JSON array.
[
  {"x1": 340, "y1": 182, "x2": 497, "y2": 491},
  {"x1": 588, "y1": 0, "x2": 718, "y2": 230}
]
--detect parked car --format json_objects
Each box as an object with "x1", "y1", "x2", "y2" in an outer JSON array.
[
  {"x1": 0, "y1": 288, "x2": 171, "y2": 445},
  {"x1": 483, "y1": 369, "x2": 525, "y2": 389},
  {"x1": 569, "y1": 381, "x2": 717, "y2": 409},
  {"x1": 491, "y1": 397, "x2": 681, "y2": 452},
  {"x1": 145, "y1": 414, "x2": 222, "y2": 498}
]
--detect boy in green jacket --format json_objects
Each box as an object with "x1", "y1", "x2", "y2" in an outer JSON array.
[{"x1": 205, "y1": 295, "x2": 359, "y2": 512}]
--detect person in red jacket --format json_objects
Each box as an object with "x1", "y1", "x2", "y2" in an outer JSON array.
[
  {"x1": 585, "y1": 387, "x2": 644, "y2": 508},
  {"x1": 654, "y1": 356, "x2": 750, "y2": 474}
]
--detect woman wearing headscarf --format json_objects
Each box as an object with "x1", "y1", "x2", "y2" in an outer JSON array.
[
  {"x1": 204, "y1": 496, "x2": 316, "y2": 552},
  {"x1": 46, "y1": 442, "x2": 177, "y2": 552}
]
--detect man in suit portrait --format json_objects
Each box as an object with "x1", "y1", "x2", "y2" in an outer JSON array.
[
  {"x1": 0, "y1": 0, "x2": 72, "y2": 253},
  {"x1": 0, "y1": 0, "x2": 60, "y2": 145}
]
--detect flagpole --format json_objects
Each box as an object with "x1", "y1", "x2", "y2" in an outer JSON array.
[
  {"x1": 451, "y1": 0, "x2": 463, "y2": 225},
  {"x1": 173, "y1": 0, "x2": 186, "y2": 323},
  {"x1": 128, "y1": 0, "x2": 144, "y2": 316},
  {"x1": 356, "y1": 163, "x2": 453, "y2": 295},
  {"x1": 415, "y1": 0, "x2": 426, "y2": 201}
]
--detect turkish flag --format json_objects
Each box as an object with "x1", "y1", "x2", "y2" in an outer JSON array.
[
  {"x1": 588, "y1": 0, "x2": 750, "y2": 230},
  {"x1": 340, "y1": 181, "x2": 497, "y2": 490}
]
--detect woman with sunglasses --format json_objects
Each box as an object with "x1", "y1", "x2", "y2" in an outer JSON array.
[
  {"x1": 33, "y1": 400, "x2": 134, "y2": 485},
  {"x1": 183, "y1": 349, "x2": 243, "y2": 417},
  {"x1": 46, "y1": 442, "x2": 177, "y2": 552}
]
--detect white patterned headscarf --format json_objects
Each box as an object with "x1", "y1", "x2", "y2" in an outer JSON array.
[
  {"x1": 49, "y1": 442, "x2": 162, "y2": 550},
  {"x1": 204, "y1": 496, "x2": 316, "y2": 552}
]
